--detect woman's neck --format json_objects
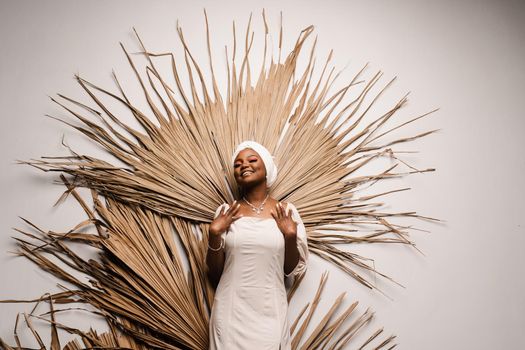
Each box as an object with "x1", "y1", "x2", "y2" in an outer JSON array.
[{"x1": 243, "y1": 183, "x2": 269, "y2": 204}]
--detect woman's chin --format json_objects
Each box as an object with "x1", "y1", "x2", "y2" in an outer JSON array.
[{"x1": 237, "y1": 177, "x2": 265, "y2": 189}]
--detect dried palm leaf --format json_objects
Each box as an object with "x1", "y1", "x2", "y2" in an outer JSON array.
[
  {"x1": 3, "y1": 10, "x2": 436, "y2": 350},
  {"x1": 21, "y1": 12, "x2": 437, "y2": 291}
]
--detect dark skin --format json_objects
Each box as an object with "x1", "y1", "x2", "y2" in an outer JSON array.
[{"x1": 206, "y1": 148, "x2": 301, "y2": 287}]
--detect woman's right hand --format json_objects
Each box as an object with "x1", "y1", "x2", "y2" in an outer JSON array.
[{"x1": 209, "y1": 201, "x2": 242, "y2": 237}]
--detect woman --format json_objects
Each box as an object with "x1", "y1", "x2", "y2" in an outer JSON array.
[{"x1": 207, "y1": 141, "x2": 309, "y2": 350}]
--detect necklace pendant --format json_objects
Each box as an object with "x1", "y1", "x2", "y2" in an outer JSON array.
[{"x1": 243, "y1": 194, "x2": 269, "y2": 216}]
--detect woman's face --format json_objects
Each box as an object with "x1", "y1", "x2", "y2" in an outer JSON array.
[{"x1": 233, "y1": 148, "x2": 267, "y2": 188}]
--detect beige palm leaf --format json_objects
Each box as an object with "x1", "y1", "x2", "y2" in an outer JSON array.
[{"x1": 2, "y1": 11, "x2": 436, "y2": 350}]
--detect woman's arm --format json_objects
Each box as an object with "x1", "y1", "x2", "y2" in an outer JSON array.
[
  {"x1": 206, "y1": 229, "x2": 225, "y2": 287},
  {"x1": 206, "y1": 202, "x2": 241, "y2": 287},
  {"x1": 280, "y1": 202, "x2": 309, "y2": 278},
  {"x1": 272, "y1": 202, "x2": 309, "y2": 277},
  {"x1": 283, "y1": 234, "x2": 300, "y2": 275}
]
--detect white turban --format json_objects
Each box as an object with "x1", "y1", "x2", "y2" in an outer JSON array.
[{"x1": 232, "y1": 141, "x2": 278, "y2": 187}]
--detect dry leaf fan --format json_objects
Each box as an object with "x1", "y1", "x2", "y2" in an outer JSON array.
[{"x1": 1, "y1": 11, "x2": 437, "y2": 350}]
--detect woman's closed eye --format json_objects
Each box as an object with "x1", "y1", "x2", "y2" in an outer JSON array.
[{"x1": 234, "y1": 159, "x2": 258, "y2": 167}]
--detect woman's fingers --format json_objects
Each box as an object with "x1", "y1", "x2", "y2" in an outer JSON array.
[
  {"x1": 282, "y1": 202, "x2": 290, "y2": 218},
  {"x1": 276, "y1": 202, "x2": 283, "y2": 219},
  {"x1": 230, "y1": 201, "x2": 241, "y2": 218},
  {"x1": 225, "y1": 200, "x2": 237, "y2": 215},
  {"x1": 282, "y1": 203, "x2": 290, "y2": 220},
  {"x1": 232, "y1": 214, "x2": 243, "y2": 221},
  {"x1": 234, "y1": 201, "x2": 241, "y2": 211},
  {"x1": 224, "y1": 200, "x2": 240, "y2": 219}
]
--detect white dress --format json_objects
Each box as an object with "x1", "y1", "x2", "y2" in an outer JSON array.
[{"x1": 209, "y1": 202, "x2": 309, "y2": 350}]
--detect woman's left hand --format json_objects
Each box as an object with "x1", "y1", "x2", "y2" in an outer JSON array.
[{"x1": 271, "y1": 202, "x2": 297, "y2": 239}]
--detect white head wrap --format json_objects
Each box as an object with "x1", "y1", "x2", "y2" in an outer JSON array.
[{"x1": 232, "y1": 141, "x2": 278, "y2": 187}]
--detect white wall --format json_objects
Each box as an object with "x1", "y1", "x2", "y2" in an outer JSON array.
[{"x1": 1, "y1": 0, "x2": 524, "y2": 348}]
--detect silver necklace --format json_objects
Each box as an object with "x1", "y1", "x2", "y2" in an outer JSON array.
[{"x1": 243, "y1": 194, "x2": 269, "y2": 215}]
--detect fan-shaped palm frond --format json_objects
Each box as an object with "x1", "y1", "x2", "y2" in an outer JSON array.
[
  {"x1": 23, "y1": 11, "x2": 436, "y2": 291},
  {"x1": 2, "y1": 11, "x2": 436, "y2": 350}
]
